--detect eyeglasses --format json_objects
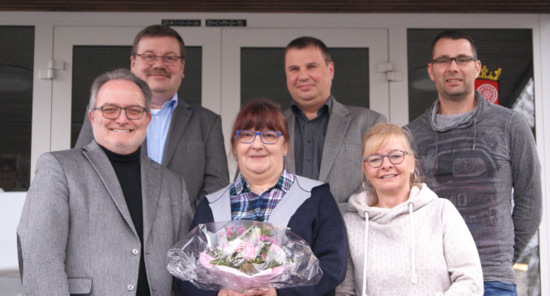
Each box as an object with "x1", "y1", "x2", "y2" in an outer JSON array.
[
  {"x1": 135, "y1": 53, "x2": 183, "y2": 65},
  {"x1": 364, "y1": 150, "x2": 408, "y2": 168},
  {"x1": 93, "y1": 105, "x2": 147, "y2": 120},
  {"x1": 431, "y1": 55, "x2": 476, "y2": 66},
  {"x1": 236, "y1": 130, "x2": 282, "y2": 145}
]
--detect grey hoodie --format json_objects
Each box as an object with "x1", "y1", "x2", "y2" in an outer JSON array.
[
  {"x1": 405, "y1": 92, "x2": 542, "y2": 284},
  {"x1": 336, "y1": 184, "x2": 483, "y2": 296}
]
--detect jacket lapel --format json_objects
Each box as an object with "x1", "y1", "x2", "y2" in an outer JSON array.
[
  {"x1": 284, "y1": 109, "x2": 296, "y2": 173},
  {"x1": 82, "y1": 141, "x2": 137, "y2": 235},
  {"x1": 140, "y1": 155, "x2": 161, "y2": 244},
  {"x1": 161, "y1": 98, "x2": 192, "y2": 166},
  {"x1": 319, "y1": 99, "x2": 351, "y2": 181}
]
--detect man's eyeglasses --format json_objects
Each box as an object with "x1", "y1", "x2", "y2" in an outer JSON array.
[
  {"x1": 364, "y1": 150, "x2": 408, "y2": 168},
  {"x1": 94, "y1": 105, "x2": 147, "y2": 120},
  {"x1": 135, "y1": 53, "x2": 183, "y2": 65},
  {"x1": 236, "y1": 130, "x2": 282, "y2": 145},
  {"x1": 431, "y1": 56, "x2": 476, "y2": 66}
]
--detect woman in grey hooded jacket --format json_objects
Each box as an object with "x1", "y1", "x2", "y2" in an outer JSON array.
[{"x1": 336, "y1": 123, "x2": 483, "y2": 296}]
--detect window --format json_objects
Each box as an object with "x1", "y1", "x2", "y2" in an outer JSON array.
[{"x1": 0, "y1": 26, "x2": 34, "y2": 193}]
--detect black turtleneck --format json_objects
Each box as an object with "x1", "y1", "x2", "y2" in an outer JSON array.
[{"x1": 100, "y1": 145, "x2": 150, "y2": 296}]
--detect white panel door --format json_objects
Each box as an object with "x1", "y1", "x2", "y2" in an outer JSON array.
[
  {"x1": 50, "y1": 26, "x2": 222, "y2": 151},
  {"x1": 219, "y1": 28, "x2": 389, "y2": 175}
]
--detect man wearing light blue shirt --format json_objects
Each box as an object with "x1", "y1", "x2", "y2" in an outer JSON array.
[
  {"x1": 76, "y1": 25, "x2": 229, "y2": 208},
  {"x1": 147, "y1": 96, "x2": 177, "y2": 163}
]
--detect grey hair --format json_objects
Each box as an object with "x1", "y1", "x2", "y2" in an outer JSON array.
[{"x1": 88, "y1": 68, "x2": 152, "y2": 112}]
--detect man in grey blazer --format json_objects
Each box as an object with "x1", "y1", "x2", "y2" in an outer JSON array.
[
  {"x1": 283, "y1": 37, "x2": 387, "y2": 212},
  {"x1": 75, "y1": 25, "x2": 229, "y2": 208},
  {"x1": 17, "y1": 69, "x2": 193, "y2": 295}
]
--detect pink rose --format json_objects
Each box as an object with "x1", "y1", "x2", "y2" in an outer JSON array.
[{"x1": 241, "y1": 242, "x2": 258, "y2": 261}]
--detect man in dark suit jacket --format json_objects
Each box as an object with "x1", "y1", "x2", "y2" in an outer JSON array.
[
  {"x1": 75, "y1": 25, "x2": 229, "y2": 208},
  {"x1": 18, "y1": 69, "x2": 193, "y2": 295},
  {"x1": 283, "y1": 36, "x2": 387, "y2": 212}
]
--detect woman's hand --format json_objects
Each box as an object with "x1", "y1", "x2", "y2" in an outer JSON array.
[
  {"x1": 218, "y1": 287, "x2": 277, "y2": 296},
  {"x1": 218, "y1": 289, "x2": 242, "y2": 296},
  {"x1": 246, "y1": 287, "x2": 276, "y2": 296}
]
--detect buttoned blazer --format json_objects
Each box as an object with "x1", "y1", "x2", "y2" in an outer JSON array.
[
  {"x1": 75, "y1": 98, "x2": 230, "y2": 208},
  {"x1": 17, "y1": 141, "x2": 193, "y2": 295},
  {"x1": 284, "y1": 98, "x2": 387, "y2": 212}
]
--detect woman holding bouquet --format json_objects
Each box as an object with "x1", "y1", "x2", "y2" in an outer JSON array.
[
  {"x1": 336, "y1": 123, "x2": 483, "y2": 296},
  {"x1": 178, "y1": 98, "x2": 348, "y2": 296}
]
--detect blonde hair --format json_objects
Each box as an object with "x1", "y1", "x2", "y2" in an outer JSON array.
[{"x1": 361, "y1": 123, "x2": 422, "y2": 196}]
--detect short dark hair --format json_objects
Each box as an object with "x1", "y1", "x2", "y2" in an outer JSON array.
[
  {"x1": 431, "y1": 30, "x2": 478, "y2": 60},
  {"x1": 131, "y1": 25, "x2": 186, "y2": 59},
  {"x1": 285, "y1": 36, "x2": 332, "y2": 64},
  {"x1": 88, "y1": 68, "x2": 152, "y2": 112},
  {"x1": 230, "y1": 98, "x2": 289, "y2": 155}
]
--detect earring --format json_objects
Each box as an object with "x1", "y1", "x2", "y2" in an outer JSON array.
[{"x1": 410, "y1": 170, "x2": 418, "y2": 185}]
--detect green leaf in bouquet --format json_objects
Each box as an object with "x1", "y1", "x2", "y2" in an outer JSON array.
[{"x1": 239, "y1": 262, "x2": 259, "y2": 275}]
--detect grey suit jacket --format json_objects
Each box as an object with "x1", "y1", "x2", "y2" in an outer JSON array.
[
  {"x1": 76, "y1": 98, "x2": 230, "y2": 208},
  {"x1": 17, "y1": 141, "x2": 193, "y2": 295},
  {"x1": 284, "y1": 97, "x2": 387, "y2": 212}
]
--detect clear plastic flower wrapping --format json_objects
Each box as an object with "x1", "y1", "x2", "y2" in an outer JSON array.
[{"x1": 167, "y1": 220, "x2": 323, "y2": 292}]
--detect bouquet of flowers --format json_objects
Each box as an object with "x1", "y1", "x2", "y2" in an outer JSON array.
[{"x1": 167, "y1": 220, "x2": 323, "y2": 292}]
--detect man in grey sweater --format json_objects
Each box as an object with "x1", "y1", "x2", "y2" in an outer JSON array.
[{"x1": 405, "y1": 30, "x2": 542, "y2": 295}]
